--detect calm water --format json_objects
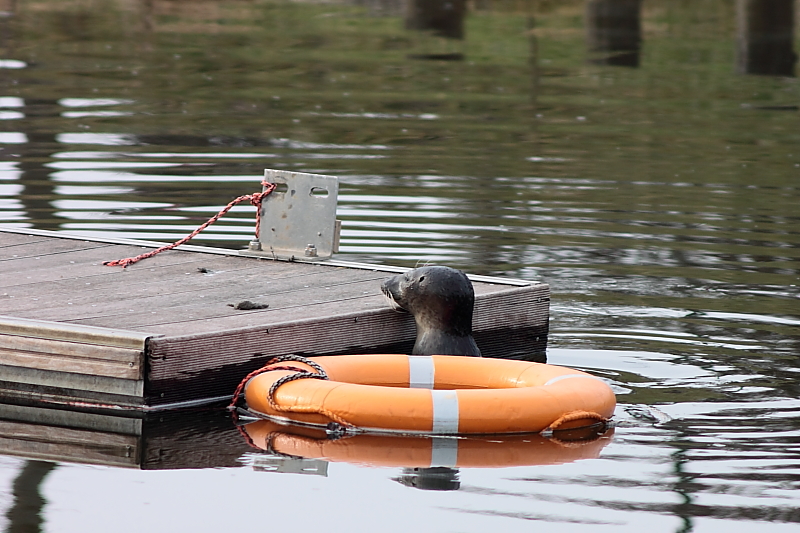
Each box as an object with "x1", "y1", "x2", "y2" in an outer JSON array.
[{"x1": 1, "y1": 1, "x2": 799, "y2": 531}]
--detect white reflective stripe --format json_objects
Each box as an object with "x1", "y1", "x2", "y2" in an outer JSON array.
[
  {"x1": 543, "y1": 374, "x2": 600, "y2": 387},
  {"x1": 431, "y1": 390, "x2": 460, "y2": 434},
  {"x1": 408, "y1": 356, "x2": 435, "y2": 389},
  {"x1": 430, "y1": 437, "x2": 459, "y2": 467}
]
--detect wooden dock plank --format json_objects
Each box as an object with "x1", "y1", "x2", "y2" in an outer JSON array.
[
  {"x1": 5, "y1": 266, "x2": 387, "y2": 326},
  {"x1": 0, "y1": 348, "x2": 141, "y2": 380},
  {"x1": 0, "y1": 244, "x2": 204, "y2": 277},
  {"x1": 0, "y1": 238, "x2": 114, "y2": 263},
  {"x1": 0, "y1": 315, "x2": 152, "y2": 349},
  {"x1": 137, "y1": 282, "x2": 526, "y2": 337},
  {"x1": 0, "y1": 334, "x2": 142, "y2": 364},
  {"x1": 0, "y1": 258, "x2": 314, "y2": 314},
  {"x1": 0, "y1": 248, "x2": 225, "y2": 288},
  {"x1": 142, "y1": 293, "x2": 386, "y2": 334},
  {"x1": 1, "y1": 362, "x2": 143, "y2": 397},
  {"x1": 0, "y1": 233, "x2": 51, "y2": 248}
]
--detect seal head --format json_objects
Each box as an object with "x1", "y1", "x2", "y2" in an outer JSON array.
[{"x1": 381, "y1": 266, "x2": 481, "y2": 357}]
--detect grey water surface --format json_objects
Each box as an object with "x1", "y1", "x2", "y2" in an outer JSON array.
[{"x1": 0, "y1": 1, "x2": 798, "y2": 532}]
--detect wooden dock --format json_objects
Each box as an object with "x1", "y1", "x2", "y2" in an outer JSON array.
[{"x1": 0, "y1": 227, "x2": 550, "y2": 412}]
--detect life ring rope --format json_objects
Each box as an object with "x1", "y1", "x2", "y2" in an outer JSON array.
[
  {"x1": 230, "y1": 354, "x2": 357, "y2": 429},
  {"x1": 543, "y1": 410, "x2": 610, "y2": 434},
  {"x1": 230, "y1": 355, "x2": 326, "y2": 412}
]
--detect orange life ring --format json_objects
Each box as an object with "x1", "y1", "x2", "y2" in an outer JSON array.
[
  {"x1": 242, "y1": 354, "x2": 616, "y2": 435},
  {"x1": 242, "y1": 420, "x2": 614, "y2": 469}
]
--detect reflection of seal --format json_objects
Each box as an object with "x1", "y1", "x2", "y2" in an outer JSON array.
[{"x1": 381, "y1": 266, "x2": 481, "y2": 357}]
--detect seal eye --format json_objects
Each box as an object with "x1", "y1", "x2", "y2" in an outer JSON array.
[{"x1": 418, "y1": 276, "x2": 425, "y2": 283}]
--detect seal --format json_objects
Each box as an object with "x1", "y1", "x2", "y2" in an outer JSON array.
[{"x1": 381, "y1": 265, "x2": 481, "y2": 357}]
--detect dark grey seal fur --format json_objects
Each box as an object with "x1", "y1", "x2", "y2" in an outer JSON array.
[{"x1": 381, "y1": 266, "x2": 481, "y2": 357}]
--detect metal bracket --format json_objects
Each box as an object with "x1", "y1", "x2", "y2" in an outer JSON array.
[{"x1": 242, "y1": 169, "x2": 340, "y2": 261}]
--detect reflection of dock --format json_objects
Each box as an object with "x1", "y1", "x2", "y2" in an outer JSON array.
[
  {"x1": 0, "y1": 403, "x2": 610, "y2": 475},
  {"x1": 0, "y1": 404, "x2": 250, "y2": 470},
  {"x1": 0, "y1": 228, "x2": 549, "y2": 411}
]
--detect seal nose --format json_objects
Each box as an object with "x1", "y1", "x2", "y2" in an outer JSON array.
[{"x1": 380, "y1": 277, "x2": 391, "y2": 295}]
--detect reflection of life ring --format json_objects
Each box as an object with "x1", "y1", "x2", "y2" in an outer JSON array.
[
  {"x1": 242, "y1": 419, "x2": 614, "y2": 468},
  {"x1": 240, "y1": 355, "x2": 616, "y2": 435}
]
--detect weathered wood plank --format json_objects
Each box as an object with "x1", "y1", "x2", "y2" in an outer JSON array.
[
  {"x1": 0, "y1": 315, "x2": 151, "y2": 349},
  {"x1": 1, "y1": 362, "x2": 144, "y2": 397},
  {"x1": 0, "y1": 233, "x2": 51, "y2": 248},
  {"x1": 72, "y1": 285, "x2": 385, "y2": 330},
  {"x1": 0, "y1": 251, "x2": 295, "y2": 289},
  {"x1": 0, "y1": 348, "x2": 141, "y2": 380},
  {"x1": 0, "y1": 248, "x2": 229, "y2": 288},
  {"x1": 0, "y1": 339, "x2": 143, "y2": 379},
  {"x1": 0, "y1": 244, "x2": 198, "y2": 276},
  {"x1": 9, "y1": 269, "x2": 388, "y2": 327},
  {"x1": 137, "y1": 283, "x2": 541, "y2": 337},
  {"x1": 0, "y1": 334, "x2": 142, "y2": 364},
  {"x1": 0, "y1": 239, "x2": 113, "y2": 262},
  {"x1": 143, "y1": 295, "x2": 386, "y2": 335},
  {"x1": 1, "y1": 256, "x2": 339, "y2": 315}
]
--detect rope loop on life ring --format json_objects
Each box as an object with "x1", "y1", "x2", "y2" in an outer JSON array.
[
  {"x1": 229, "y1": 355, "x2": 326, "y2": 412},
  {"x1": 541, "y1": 410, "x2": 610, "y2": 437},
  {"x1": 229, "y1": 354, "x2": 355, "y2": 430}
]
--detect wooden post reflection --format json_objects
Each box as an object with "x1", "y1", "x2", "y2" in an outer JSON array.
[
  {"x1": 736, "y1": 0, "x2": 796, "y2": 76},
  {"x1": 528, "y1": 13, "x2": 540, "y2": 111},
  {"x1": 5, "y1": 461, "x2": 56, "y2": 533},
  {"x1": 586, "y1": 0, "x2": 642, "y2": 67},
  {"x1": 405, "y1": 0, "x2": 467, "y2": 40}
]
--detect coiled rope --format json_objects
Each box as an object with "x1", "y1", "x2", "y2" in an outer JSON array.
[
  {"x1": 103, "y1": 180, "x2": 277, "y2": 268},
  {"x1": 229, "y1": 355, "x2": 355, "y2": 430}
]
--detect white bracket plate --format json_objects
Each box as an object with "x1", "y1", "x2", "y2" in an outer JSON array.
[{"x1": 244, "y1": 169, "x2": 339, "y2": 261}]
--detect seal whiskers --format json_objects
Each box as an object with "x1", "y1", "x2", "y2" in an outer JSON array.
[
  {"x1": 381, "y1": 289, "x2": 404, "y2": 312},
  {"x1": 381, "y1": 266, "x2": 481, "y2": 357}
]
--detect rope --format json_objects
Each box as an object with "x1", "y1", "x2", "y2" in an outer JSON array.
[
  {"x1": 261, "y1": 356, "x2": 354, "y2": 428},
  {"x1": 229, "y1": 354, "x2": 326, "y2": 413},
  {"x1": 228, "y1": 364, "x2": 306, "y2": 414},
  {"x1": 236, "y1": 423, "x2": 263, "y2": 450},
  {"x1": 228, "y1": 354, "x2": 354, "y2": 429},
  {"x1": 104, "y1": 180, "x2": 277, "y2": 268},
  {"x1": 543, "y1": 410, "x2": 609, "y2": 433}
]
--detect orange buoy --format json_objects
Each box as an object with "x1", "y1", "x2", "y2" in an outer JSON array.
[
  {"x1": 240, "y1": 354, "x2": 616, "y2": 435},
  {"x1": 242, "y1": 419, "x2": 614, "y2": 469}
]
